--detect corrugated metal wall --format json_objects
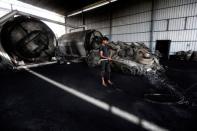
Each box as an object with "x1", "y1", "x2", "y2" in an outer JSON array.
[
  {"x1": 66, "y1": 15, "x2": 84, "y2": 33},
  {"x1": 66, "y1": 5, "x2": 111, "y2": 34},
  {"x1": 66, "y1": 0, "x2": 197, "y2": 54},
  {"x1": 111, "y1": 0, "x2": 152, "y2": 47},
  {"x1": 153, "y1": 0, "x2": 197, "y2": 54},
  {"x1": 85, "y1": 6, "x2": 111, "y2": 36}
]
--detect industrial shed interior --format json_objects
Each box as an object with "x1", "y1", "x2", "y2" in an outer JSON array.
[{"x1": 0, "y1": 0, "x2": 197, "y2": 131}]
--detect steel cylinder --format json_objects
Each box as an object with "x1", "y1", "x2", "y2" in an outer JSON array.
[
  {"x1": 0, "y1": 16, "x2": 57, "y2": 64},
  {"x1": 57, "y1": 30, "x2": 103, "y2": 58}
]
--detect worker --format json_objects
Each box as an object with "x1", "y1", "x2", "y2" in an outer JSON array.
[{"x1": 99, "y1": 37, "x2": 113, "y2": 87}]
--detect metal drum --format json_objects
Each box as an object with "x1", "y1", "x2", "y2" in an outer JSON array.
[
  {"x1": 0, "y1": 15, "x2": 56, "y2": 68},
  {"x1": 57, "y1": 29, "x2": 103, "y2": 59}
]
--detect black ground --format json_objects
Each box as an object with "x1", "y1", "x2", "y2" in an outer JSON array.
[{"x1": 0, "y1": 60, "x2": 197, "y2": 131}]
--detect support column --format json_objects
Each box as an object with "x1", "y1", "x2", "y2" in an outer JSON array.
[
  {"x1": 150, "y1": 0, "x2": 155, "y2": 52},
  {"x1": 109, "y1": 3, "x2": 113, "y2": 41},
  {"x1": 65, "y1": 16, "x2": 68, "y2": 33},
  {"x1": 82, "y1": 11, "x2": 85, "y2": 30}
]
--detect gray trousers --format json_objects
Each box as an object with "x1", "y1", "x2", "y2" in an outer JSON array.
[{"x1": 101, "y1": 61, "x2": 111, "y2": 80}]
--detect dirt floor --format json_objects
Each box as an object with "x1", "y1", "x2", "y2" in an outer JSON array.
[{"x1": 0, "y1": 60, "x2": 196, "y2": 131}]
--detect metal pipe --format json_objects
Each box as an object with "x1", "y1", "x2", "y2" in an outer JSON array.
[{"x1": 0, "y1": 10, "x2": 18, "y2": 25}]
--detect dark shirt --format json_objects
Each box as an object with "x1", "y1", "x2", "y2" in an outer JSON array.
[{"x1": 99, "y1": 44, "x2": 110, "y2": 58}]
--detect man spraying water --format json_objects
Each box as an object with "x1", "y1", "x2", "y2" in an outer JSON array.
[{"x1": 99, "y1": 37, "x2": 113, "y2": 87}]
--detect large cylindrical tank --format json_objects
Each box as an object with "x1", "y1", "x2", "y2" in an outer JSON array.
[
  {"x1": 57, "y1": 30, "x2": 103, "y2": 58},
  {"x1": 0, "y1": 15, "x2": 57, "y2": 69}
]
